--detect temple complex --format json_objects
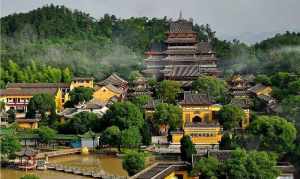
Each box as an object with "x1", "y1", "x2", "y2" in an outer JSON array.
[
  {"x1": 143, "y1": 14, "x2": 220, "y2": 87},
  {"x1": 171, "y1": 92, "x2": 222, "y2": 146}
]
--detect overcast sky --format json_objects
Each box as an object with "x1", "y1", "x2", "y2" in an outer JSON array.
[{"x1": 1, "y1": 0, "x2": 300, "y2": 43}]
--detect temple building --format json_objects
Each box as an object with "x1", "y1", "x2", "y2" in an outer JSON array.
[
  {"x1": 171, "y1": 92, "x2": 222, "y2": 146},
  {"x1": 127, "y1": 75, "x2": 152, "y2": 98},
  {"x1": 0, "y1": 77, "x2": 94, "y2": 115},
  {"x1": 228, "y1": 75, "x2": 252, "y2": 128},
  {"x1": 97, "y1": 73, "x2": 128, "y2": 92},
  {"x1": 70, "y1": 77, "x2": 94, "y2": 90},
  {"x1": 143, "y1": 14, "x2": 220, "y2": 87},
  {"x1": 0, "y1": 84, "x2": 66, "y2": 114}
]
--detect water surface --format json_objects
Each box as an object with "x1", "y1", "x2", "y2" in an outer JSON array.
[{"x1": 1, "y1": 154, "x2": 127, "y2": 179}]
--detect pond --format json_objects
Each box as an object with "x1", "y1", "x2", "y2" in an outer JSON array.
[{"x1": 1, "y1": 154, "x2": 128, "y2": 179}]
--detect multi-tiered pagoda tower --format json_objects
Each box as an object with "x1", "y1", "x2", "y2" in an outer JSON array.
[{"x1": 143, "y1": 14, "x2": 220, "y2": 87}]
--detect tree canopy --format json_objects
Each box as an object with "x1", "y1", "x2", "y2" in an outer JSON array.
[
  {"x1": 249, "y1": 115, "x2": 297, "y2": 153},
  {"x1": 122, "y1": 152, "x2": 145, "y2": 176},
  {"x1": 223, "y1": 149, "x2": 279, "y2": 179},
  {"x1": 157, "y1": 80, "x2": 181, "y2": 103},
  {"x1": 153, "y1": 103, "x2": 181, "y2": 132},
  {"x1": 26, "y1": 93, "x2": 56, "y2": 119},
  {"x1": 121, "y1": 127, "x2": 142, "y2": 148},
  {"x1": 0, "y1": 129, "x2": 21, "y2": 160},
  {"x1": 192, "y1": 75, "x2": 227, "y2": 102},
  {"x1": 36, "y1": 126, "x2": 57, "y2": 144},
  {"x1": 101, "y1": 125, "x2": 121, "y2": 147},
  {"x1": 102, "y1": 101, "x2": 144, "y2": 130},
  {"x1": 191, "y1": 156, "x2": 220, "y2": 179},
  {"x1": 58, "y1": 112, "x2": 98, "y2": 134},
  {"x1": 180, "y1": 135, "x2": 196, "y2": 162},
  {"x1": 218, "y1": 104, "x2": 245, "y2": 130},
  {"x1": 69, "y1": 87, "x2": 94, "y2": 105}
]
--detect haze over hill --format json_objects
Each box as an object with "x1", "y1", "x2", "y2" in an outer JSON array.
[{"x1": 2, "y1": 0, "x2": 300, "y2": 44}]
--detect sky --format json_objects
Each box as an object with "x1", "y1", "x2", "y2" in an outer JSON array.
[{"x1": 1, "y1": 0, "x2": 300, "y2": 44}]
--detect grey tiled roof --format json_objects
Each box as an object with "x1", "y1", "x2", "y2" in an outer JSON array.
[{"x1": 180, "y1": 91, "x2": 213, "y2": 105}]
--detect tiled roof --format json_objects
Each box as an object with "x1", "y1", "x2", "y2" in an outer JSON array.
[
  {"x1": 257, "y1": 94, "x2": 275, "y2": 103},
  {"x1": 0, "y1": 88, "x2": 58, "y2": 97},
  {"x1": 58, "y1": 108, "x2": 77, "y2": 116},
  {"x1": 7, "y1": 83, "x2": 69, "y2": 89},
  {"x1": 169, "y1": 19, "x2": 194, "y2": 33},
  {"x1": 97, "y1": 73, "x2": 128, "y2": 86},
  {"x1": 144, "y1": 99, "x2": 162, "y2": 110},
  {"x1": 248, "y1": 83, "x2": 268, "y2": 93},
  {"x1": 198, "y1": 42, "x2": 214, "y2": 54},
  {"x1": 104, "y1": 84, "x2": 124, "y2": 94},
  {"x1": 85, "y1": 99, "x2": 107, "y2": 109},
  {"x1": 163, "y1": 65, "x2": 220, "y2": 77},
  {"x1": 165, "y1": 38, "x2": 197, "y2": 43},
  {"x1": 230, "y1": 97, "x2": 252, "y2": 109},
  {"x1": 134, "y1": 162, "x2": 188, "y2": 179},
  {"x1": 180, "y1": 91, "x2": 213, "y2": 105}
]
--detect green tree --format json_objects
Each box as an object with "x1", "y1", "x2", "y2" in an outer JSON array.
[
  {"x1": 153, "y1": 103, "x2": 181, "y2": 133},
  {"x1": 0, "y1": 130, "x2": 21, "y2": 159},
  {"x1": 122, "y1": 152, "x2": 145, "y2": 176},
  {"x1": 62, "y1": 67, "x2": 72, "y2": 82},
  {"x1": 101, "y1": 125, "x2": 121, "y2": 147},
  {"x1": 69, "y1": 87, "x2": 94, "y2": 105},
  {"x1": 223, "y1": 149, "x2": 279, "y2": 179},
  {"x1": 121, "y1": 127, "x2": 142, "y2": 148},
  {"x1": 157, "y1": 80, "x2": 181, "y2": 103},
  {"x1": 131, "y1": 95, "x2": 152, "y2": 111},
  {"x1": 26, "y1": 93, "x2": 56, "y2": 119},
  {"x1": 255, "y1": 74, "x2": 271, "y2": 85},
  {"x1": 249, "y1": 115, "x2": 297, "y2": 153},
  {"x1": 180, "y1": 135, "x2": 196, "y2": 162},
  {"x1": 37, "y1": 126, "x2": 57, "y2": 145},
  {"x1": 20, "y1": 174, "x2": 40, "y2": 179},
  {"x1": 102, "y1": 101, "x2": 144, "y2": 130},
  {"x1": 59, "y1": 112, "x2": 98, "y2": 134},
  {"x1": 218, "y1": 104, "x2": 245, "y2": 130},
  {"x1": 191, "y1": 156, "x2": 220, "y2": 179},
  {"x1": 287, "y1": 80, "x2": 300, "y2": 95},
  {"x1": 0, "y1": 101, "x2": 5, "y2": 112},
  {"x1": 141, "y1": 122, "x2": 152, "y2": 146},
  {"x1": 192, "y1": 75, "x2": 227, "y2": 102},
  {"x1": 7, "y1": 108, "x2": 16, "y2": 123}
]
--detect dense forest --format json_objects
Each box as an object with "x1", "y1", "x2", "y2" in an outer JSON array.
[{"x1": 1, "y1": 4, "x2": 300, "y2": 87}]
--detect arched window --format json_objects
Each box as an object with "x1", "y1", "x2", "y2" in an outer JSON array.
[{"x1": 192, "y1": 116, "x2": 202, "y2": 123}]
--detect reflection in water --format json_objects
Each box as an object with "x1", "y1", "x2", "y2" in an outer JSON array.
[
  {"x1": 1, "y1": 154, "x2": 128, "y2": 179},
  {"x1": 49, "y1": 154, "x2": 128, "y2": 176}
]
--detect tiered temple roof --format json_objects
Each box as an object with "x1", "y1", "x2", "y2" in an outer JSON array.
[
  {"x1": 143, "y1": 14, "x2": 220, "y2": 86},
  {"x1": 97, "y1": 73, "x2": 128, "y2": 89}
]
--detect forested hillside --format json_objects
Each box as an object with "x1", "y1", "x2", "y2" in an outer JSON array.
[{"x1": 1, "y1": 4, "x2": 300, "y2": 88}]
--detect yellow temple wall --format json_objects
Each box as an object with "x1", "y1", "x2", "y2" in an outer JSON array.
[
  {"x1": 70, "y1": 80, "x2": 94, "y2": 90},
  {"x1": 164, "y1": 171, "x2": 193, "y2": 179},
  {"x1": 172, "y1": 133, "x2": 184, "y2": 144},
  {"x1": 93, "y1": 86, "x2": 121, "y2": 103},
  {"x1": 256, "y1": 86, "x2": 272, "y2": 96},
  {"x1": 242, "y1": 109, "x2": 250, "y2": 128},
  {"x1": 181, "y1": 105, "x2": 221, "y2": 127},
  {"x1": 17, "y1": 122, "x2": 38, "y2": 129}
]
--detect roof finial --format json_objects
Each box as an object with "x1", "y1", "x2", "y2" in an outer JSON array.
[{"x1": 179, "y1": 10, "x2": 183, "y2": 20}]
